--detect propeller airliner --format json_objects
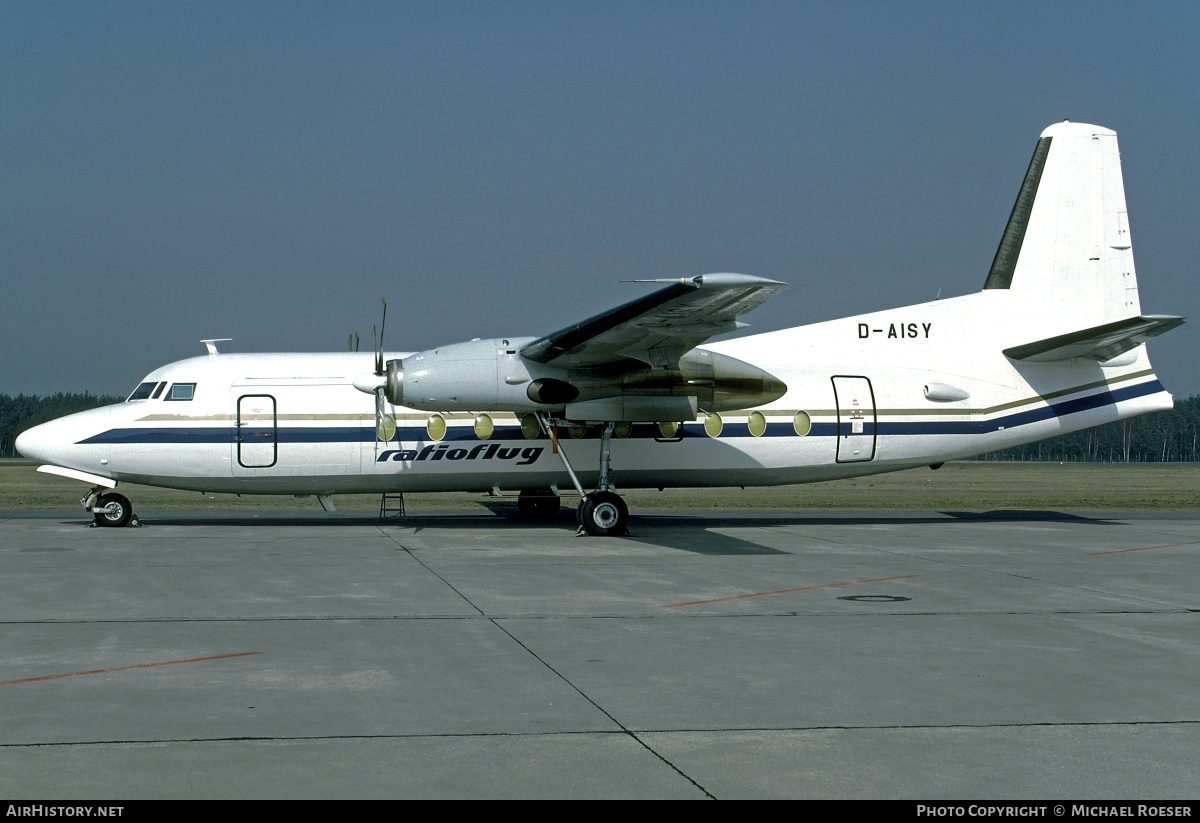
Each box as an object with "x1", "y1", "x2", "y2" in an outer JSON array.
[{"x1": 17, "y1": 122, "x2": 1182, "y2": 534}]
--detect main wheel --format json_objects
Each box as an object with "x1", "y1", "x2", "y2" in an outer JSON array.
[
  {"x1": 517, "y1": 488, "x2": 561, "y2": 519},
  {"x1": 93, "y1": 492, "x2": 133, "y2": 528},
  {"x1": 577, "y1": 490, "x2": 629, "y2": 536}
]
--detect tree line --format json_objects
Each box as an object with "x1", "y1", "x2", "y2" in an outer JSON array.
[
  {"x1": 976, "y1": 393, "x2": 1200, "y2": 463},
  {"x1": 2, "y1": 391, "x2": 1199, "y2": 462}
]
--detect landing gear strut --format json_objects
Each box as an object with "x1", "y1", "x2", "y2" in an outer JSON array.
[{"x1": 538, "y1": 415, "x2": 630, "y2": 536}]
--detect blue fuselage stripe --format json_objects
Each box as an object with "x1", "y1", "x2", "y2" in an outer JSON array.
[{"x1": 75, "y1": 380, "x2": 1164, "y2": 445}]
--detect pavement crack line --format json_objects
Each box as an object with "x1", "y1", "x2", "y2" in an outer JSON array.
[
  {"x1": 486, "y1": 616, "x2": 716, "y2": 799},
  {"x1": 5, "y1": 718, "x2": 1196, "y2": 750},
  {"x1": 375, "y1": 524, "x2": 487, "y2": 617},
  {"x1": 369, "y1": 526, "x2": 718, "y2": 793}
]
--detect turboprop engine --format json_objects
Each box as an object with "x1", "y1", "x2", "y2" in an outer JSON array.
[{"x1": 374, "y1": 337, "x2": 786, "y2": 421}]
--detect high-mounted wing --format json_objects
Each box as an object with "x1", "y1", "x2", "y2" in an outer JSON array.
[
  {"x1": 369, "y1": 273, "x2": 789, "y2": 419},
  {"x1": 520, "y1": 273, "x2": 787, "y2": 369}
]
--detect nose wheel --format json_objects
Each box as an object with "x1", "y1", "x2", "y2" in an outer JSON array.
[{"x1": 90, "y1": 492, "x2": 135, "y2": 528}]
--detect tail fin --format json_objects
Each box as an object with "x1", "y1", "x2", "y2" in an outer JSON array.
[
  {"x1": 985, "y1": 122, "x2": 1145, "y2": 324},
  {"x1": 985, "y1": 121, "x2": 1181, "y2": 357}
]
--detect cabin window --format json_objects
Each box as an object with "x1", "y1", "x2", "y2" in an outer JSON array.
[
  {"x1": 426, "y1": 414, "x2": 447, "y2": 441},
  {"x1": 150, "y1": 381, "x2": 167, "y2": 399},
  {"x1": 614, "y1": 421, "x2": 633, "y2": 438},
  {"x1": 165, "y1": 383, "x2": 196, "y2": 401},
  {"x1": 520, "y1": 413, "x2": 541, "y2": 440},
  {"x1": 703, "y1": 412, "x2": 723, "y2": 437},
  {"x1": 747, "y1": 411, "x2": 767, "y2": 437},
  {"x1": 377, "y1": 414, "x2": 396, "y2": 442},
  {"x1": 127, "y1": 382, "x2": 156, "y2": 401},
  {"x1": 793, "y1": 410, "x2": 812, "y2": 437},
  {"x1": 474, "y1": 413, "x2": 494, "y2": 440}
]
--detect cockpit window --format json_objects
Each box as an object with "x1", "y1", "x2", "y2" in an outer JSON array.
[
  {"x1": 150, "y1": 381, "x2": 167, "y2": 399},
  {"x1": 165, "y1": 383, "x2": 196, "y2": 401},
  {"x1": 127, "y1": 382, "x2": 157, "y2": 401}
]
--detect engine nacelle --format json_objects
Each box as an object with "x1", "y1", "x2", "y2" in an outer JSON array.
[
  {"x1": 385, "y1": 338, "x2": 534, "y2": 410},
  {"x1": 620, "y1": 348, "x2": 788, "y2": 414},
  {"x1": 383, "y1": 337, "x2": 786, "y2": 418}
]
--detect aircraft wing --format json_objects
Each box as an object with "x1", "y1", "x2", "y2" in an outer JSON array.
[{"x1": 520, "y1": 273, "x2": 787, "y2": 369}]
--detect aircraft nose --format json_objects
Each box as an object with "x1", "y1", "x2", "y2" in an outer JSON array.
[
  {"x1": 15, "y1": 406, "x2": 111, "y2": 466},
  {"x1": 14, "y1": 420, "x2": 54, "y2": 462}
]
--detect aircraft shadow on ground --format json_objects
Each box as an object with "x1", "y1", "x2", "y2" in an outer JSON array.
[
  {"x1": 622, "y1": 510, "x2": 1120, "y2": 555},
  {"x1": 19, "y1": 507, "x2": 1120, "y2": 557},
  {"x1": 940, "y1": 510, "x2": 1117, "y2": 523}
]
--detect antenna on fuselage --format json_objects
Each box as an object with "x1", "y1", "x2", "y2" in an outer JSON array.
[{"x1": 200, "y1": 338, "x2": 232, "y2": 356}]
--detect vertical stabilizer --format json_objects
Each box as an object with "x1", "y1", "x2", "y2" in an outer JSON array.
[{"x1": 984, "y1": 122, "x2": 1141, "y2": 329}]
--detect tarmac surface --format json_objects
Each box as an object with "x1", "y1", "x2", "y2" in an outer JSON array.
[{"x1": 1, "y1": 506, "x2": 1198, "y2": 799}]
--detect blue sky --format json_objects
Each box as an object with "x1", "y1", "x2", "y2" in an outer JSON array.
[{"x1": 2, "y1": 1, "x2": 1197, "y2": 397}]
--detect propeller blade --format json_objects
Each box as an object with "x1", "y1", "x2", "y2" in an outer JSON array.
[
  {"x1": 374, "y1": 386, "x2": 396, "y2": 446},
  {"x1": 375, "y1": 297, "x2": 388, "y2": 376},
  {"x1": 373, "y1": 387, "x2": 382, "y2": 454}
]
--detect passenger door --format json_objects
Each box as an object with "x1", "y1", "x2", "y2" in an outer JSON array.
[
  {"x1": 832, "y1": 376, "x2": 876, "y2": 462},
  {"x1": 235, "y1": 394, "x2": 277, "y2": 469}
]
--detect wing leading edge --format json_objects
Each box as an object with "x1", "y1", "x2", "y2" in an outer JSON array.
[{"x1": 520, "y1": 273, "x2": 787, "y2": 370}]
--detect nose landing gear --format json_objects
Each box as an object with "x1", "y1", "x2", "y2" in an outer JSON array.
[{"x1": 85, "y1": 489, "x2": 138, "y2": 528}]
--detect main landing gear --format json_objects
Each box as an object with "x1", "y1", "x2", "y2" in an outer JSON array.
[
  {"x1": 576, "y1": 490, "x2": 628, "y2": 537},
  {"x1": 537, "y1": 414, "x2": 630, "y2": 537},
  {"x1": 85, "y1": 488, "x2": 138, "y2": 528}
]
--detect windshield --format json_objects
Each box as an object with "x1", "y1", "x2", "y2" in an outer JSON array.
[{"x1": 127, "y1": 382, "x2": 156, "y2": 401}]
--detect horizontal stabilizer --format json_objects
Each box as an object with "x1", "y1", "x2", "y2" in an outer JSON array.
[{"x1": 1003, "y1": 315, "x2": 1184, "y2": 362}]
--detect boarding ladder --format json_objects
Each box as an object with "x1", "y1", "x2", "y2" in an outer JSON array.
[{"x1": 378, "y1": 492, "x2": 406, "y2": 519}]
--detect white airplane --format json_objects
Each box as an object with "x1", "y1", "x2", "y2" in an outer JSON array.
[{"x1": 16, "y1": 121, "x2": 1183, "y2": 534}]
